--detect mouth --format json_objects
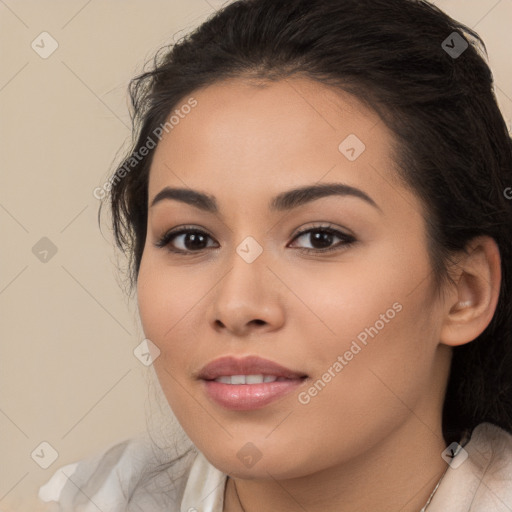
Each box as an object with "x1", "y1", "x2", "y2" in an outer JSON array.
[
  {"x1": 210, "y1": 374, "x2": 299, "y2": 384},
  {"x1": 197, "y1": 355, "x2": 308, "y2": 410}
]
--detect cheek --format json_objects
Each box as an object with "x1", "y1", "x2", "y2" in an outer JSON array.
[
  {"x1": 288, "y1": 241, "x2": 439, "y2": 420},
  {"x1": 137, "y1": 255, "x2": 207, "y2": 421},
  {"x1": 136, "y1": 252, "x2": 205, "y2": 369},
  {"x1": 137, "y1": 256, "x2": 171, "y2": 343},
  {"x1": 287, "y1": 235, "x2": 433, "y2": 351}
]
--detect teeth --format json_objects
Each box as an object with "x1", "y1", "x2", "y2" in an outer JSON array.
[
  {"x1": 245, "y1": 374, "x2": 263, "y2": 384},
  {"x1": 231, "y1": 374, "x2": 246, "y2": 385},
  {"x1": 213, "y1": 374, "x2": 279, "y2": 384},
  {"x1": 215, "y1": 376, "x2": 234, "y2": 384}
]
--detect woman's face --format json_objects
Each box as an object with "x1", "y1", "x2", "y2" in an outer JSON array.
[{"x1": 137, "y1": 77, "x2": 450, "y2": 479}]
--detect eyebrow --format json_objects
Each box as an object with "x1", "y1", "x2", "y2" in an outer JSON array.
[{"x1": 150, "y1": 182, "x2": 381, "y2": 213}]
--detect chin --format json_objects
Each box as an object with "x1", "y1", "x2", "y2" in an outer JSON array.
[{"x1": 199, "y1": 439, "x2": 320, "y2": 481}]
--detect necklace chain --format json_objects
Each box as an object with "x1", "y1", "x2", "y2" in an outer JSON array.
[
  {"x1": 418, "y1": 465, "x2": 449, "y2": 512},
  {"x1": 232, "y1": 464, "x2": 450, "y2": 512}
]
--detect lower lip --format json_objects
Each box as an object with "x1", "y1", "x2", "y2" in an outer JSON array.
[{"x1": 202, "y1": 379, "x2": 305, "y2": 410}]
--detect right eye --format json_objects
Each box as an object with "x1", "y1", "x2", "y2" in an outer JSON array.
[{"x1": 155, "y1": 226, "x2": 219, "y2": 254}]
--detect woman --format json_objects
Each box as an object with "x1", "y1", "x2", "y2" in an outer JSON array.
[{"x1": 39, "y1": 0, "x2": 512, "y2": 510}]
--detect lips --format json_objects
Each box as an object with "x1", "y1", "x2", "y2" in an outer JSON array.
[
  {"x1": 197, "y1": 355, "x2": 308, "y2": 381},
  {"x1": 197, "y1": 355, "x2": 308, "y2": 410}
]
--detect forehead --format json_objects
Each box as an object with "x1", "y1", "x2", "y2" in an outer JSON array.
[{"x1": 147, "y1": 76, "x2": 400, "y2": 206}]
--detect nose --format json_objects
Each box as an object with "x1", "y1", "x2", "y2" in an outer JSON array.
[{"x1": 207, "y1": 246, "x2": 285, "y2": 337}]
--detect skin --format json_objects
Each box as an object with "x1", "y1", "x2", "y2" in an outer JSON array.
[{"x1": 136, "y1": 77, "x2": 501, "y2": 511}]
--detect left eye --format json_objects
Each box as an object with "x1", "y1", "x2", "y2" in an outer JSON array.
[{"x1": 289, "y1": 226, "x2": 356, "y2": 253}]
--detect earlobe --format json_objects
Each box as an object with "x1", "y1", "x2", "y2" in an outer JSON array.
[{"x1": 440, "y1": 236, "x2": 501, "y2": 347}]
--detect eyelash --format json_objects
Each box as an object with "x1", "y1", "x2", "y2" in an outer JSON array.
[{"x1": 154, "y1": 223, "x2": 356, "y2": 256}]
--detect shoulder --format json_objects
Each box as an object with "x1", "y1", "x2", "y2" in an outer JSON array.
[
  {"x1": 430, "y1": 422, "x2": 512, "y2": 512},
  {"x1": 38, "y1": 435, "x2": 199, "y2": 512}
]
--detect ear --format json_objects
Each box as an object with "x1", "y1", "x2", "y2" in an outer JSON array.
[{"x1": 440, "y1": 236, "x2": 501, "y2": 347}]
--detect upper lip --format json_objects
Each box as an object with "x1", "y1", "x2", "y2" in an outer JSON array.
[{"x1": 197, "y1": 355, "x2": 308, "y2": 380}]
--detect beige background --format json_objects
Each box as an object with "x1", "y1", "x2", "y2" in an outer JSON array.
[{"x1": 1, "y1": 1, "x2": 511, "y2": 510}]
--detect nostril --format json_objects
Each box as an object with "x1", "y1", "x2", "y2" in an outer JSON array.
[{"x1": 251, "y1": 319, "x2": 266, "y2": 326}]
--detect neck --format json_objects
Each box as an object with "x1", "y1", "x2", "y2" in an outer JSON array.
[{"x1": 224, "y1": 415, "x2": 448, "y2": 512}]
